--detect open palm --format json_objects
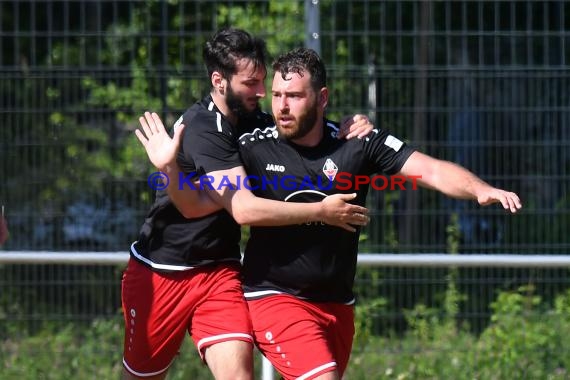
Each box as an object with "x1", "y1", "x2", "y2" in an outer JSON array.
[{"x1": 135, "y1": 112, "x2": 186, "y2": 171}]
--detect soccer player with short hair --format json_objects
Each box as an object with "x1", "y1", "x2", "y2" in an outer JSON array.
[
  {"x1": 123, "y1": 28, "x2": 372, "y2": 380},
  {"x1": 135, "y1": 43, "x2": 521, "y2": 380},
  {"x1": 236, "y1": 48, "x2": 521, "y2": 380}
]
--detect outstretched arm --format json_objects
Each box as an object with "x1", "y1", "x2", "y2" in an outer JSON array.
[
  {"x1": 399, "y1": 151, "x2": 522, "y2": 213},
  {"x1": 135, "y1": 112, "x2": 223, "y2": 218}
]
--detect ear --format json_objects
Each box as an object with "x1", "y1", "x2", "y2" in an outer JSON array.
[
  {"x1": 211, "y1": 71, "x2": 224, "y2": 90},
  {"x1": 319, "y1": 87, "x2": 329, "y2": 109}
]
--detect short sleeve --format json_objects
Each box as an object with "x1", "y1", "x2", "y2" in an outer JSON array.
[
  {"x1": 363, "y1": 129, "x2": 416, "y2": 175},
  {"x1": 180, "y1": 109, "x2": 242, "y2": 174}
]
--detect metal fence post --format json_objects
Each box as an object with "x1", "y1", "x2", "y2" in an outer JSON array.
[
  {"x1": 261, "y1": 355, "x2": 274, "y2": 380},
  {"x1": 304, "y1": 0, "x2": 320, "y2": 54}
]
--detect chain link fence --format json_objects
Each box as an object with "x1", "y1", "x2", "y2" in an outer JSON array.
[{"x1": 1, "y1": 1, "x2": 569, "y2": 378}]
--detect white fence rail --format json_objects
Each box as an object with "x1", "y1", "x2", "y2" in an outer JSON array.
[
  {"x1": 3, "y1": 251, "x2": 570, "y2": 380},
  {"x1": 3, "y1": 252, "x2": 570, "y2": 267}
]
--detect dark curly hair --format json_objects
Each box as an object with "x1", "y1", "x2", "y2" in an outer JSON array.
[{"x1": 272, "y1": 47, "x2": 327, "y2": 91}]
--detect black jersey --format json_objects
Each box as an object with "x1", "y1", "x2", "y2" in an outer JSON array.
[
  {"x1": 239, "y1": 120, "x2": 415, "y2": 303},
  {"x1": 131, "y1": 95, "x2": 274, "y2": 271}
]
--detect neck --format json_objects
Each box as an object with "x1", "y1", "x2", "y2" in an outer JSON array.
[{"x1": 211, "y1": 90, "x2": 238, "y2": 125}]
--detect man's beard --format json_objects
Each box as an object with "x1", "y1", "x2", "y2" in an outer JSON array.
[
  {"x1": 278, "y1": 99, "x2": 318, "y2": 141},
  {"x1": 226, "y1": 83, "x2": 259, "y2": 118}
]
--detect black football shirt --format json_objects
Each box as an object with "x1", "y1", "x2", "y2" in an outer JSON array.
[
  {"x1": 131, "y1": 95, "x2": 273, "y2": 271},
  {"x1": 239, "y1": 120, "x2": 415, "y2": 303}
]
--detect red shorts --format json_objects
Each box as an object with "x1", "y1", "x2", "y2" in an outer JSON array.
[
  {"x1": 247, "y1": 294, "x2": 354, "y2": 380},
  {"x1": 121, "y1": 258, "x2": 253, "y2": 377}
]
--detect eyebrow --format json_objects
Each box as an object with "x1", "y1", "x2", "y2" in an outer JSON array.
[{"x1": 271, "y1": 89, "x2": 306, "y2": 97}]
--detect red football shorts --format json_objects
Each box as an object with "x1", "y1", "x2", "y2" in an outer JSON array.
[
  {"x1": 121, "y1": 258, "x2": 253, "y2": 377},
  {"x1": 247, "y1": 294, "x2": 354, "y2": 380}
]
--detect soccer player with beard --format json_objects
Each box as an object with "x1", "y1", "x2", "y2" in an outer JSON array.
[
  {"x1": 122, "y1": 28, "x2": 372, "y2": 380},
  {"x1": 232, "y1": 48, "x2": 522, "y2": 380},
  {"x1": 132, "y1": 45, "x2": 522, "y2": 379}
]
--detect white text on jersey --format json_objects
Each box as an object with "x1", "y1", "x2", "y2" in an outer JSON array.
[{"x1": 265, "y1": 164, "x2": 285, "y2": 172}]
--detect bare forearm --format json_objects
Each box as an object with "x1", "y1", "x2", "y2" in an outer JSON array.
[
  {"x1": 162, "y1": 163, "x2": 223, "y2": 218},
  {"x1": 215, "y1": 188, "x2": 369, "y2": 232},
  {"x1": 423, "y1": 160, "x2": 493, "y2": 200},
  {"x1": 400, "y1": 151, "x2": 521, "y2": 213},
  {"x1": 212, "y1": 188, "x2": 323, "y2": 226},
  {"x1": 205, "y1": 167, "x2": 369, "y2": 230}
]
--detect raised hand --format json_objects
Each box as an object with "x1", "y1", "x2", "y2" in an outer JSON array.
[
  {"x1": 135, "y1": 112, "x2": 186, "y2": 171},
  {"x1": 320, "y1": 193, "x2": 370, "y2": 232}
]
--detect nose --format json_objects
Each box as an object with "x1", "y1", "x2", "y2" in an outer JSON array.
[
  {"x1": 278, "y1": 95, "x2": 289, "y2": 111},
  {"x1": 256, "y1": 82, "x2": 266, "y2": 98}
]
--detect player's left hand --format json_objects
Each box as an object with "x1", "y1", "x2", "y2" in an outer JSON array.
[
  {"x1": 477, "y1": 188, "x2": 522, "y2": 213},
  {"x1": 337, "y1": 114, "x2": 374, "y2": 140}
]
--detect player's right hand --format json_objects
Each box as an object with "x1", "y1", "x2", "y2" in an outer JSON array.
[{"x1": 135, "y1": 112, "x2": 186, "y2": 171}]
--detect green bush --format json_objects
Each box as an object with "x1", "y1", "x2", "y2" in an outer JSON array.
[
  {"x1": 2, "y1": 318, "x2": 124, "y2": 379},
  {"x1": 345, "y1": 286, "x2": 570, "y2": 380},
  {"x1": 3, "y1": 287, "x2": 570, "y2": 379}
]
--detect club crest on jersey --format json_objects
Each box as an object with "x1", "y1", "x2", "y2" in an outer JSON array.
[
  {"x1": 322, "y1": 158, "x2": 338, "y2": 180},
  {"x1": 266, "y1": 163, "x2": 285, "y2": 172}
]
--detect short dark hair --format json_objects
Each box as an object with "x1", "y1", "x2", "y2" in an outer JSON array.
[
  {"x1": 272, "y1": 48, "x2": 327, "y2": 90},
  {"x1": 203, "y1": 27, "x2": 268, "y2": 80}
]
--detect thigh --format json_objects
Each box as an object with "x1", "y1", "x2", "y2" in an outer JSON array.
[
  {"x1": 191, "y1": 264, "x2": 253, "y2": 359},
  {"x1": 121, "y1": 259, "x2": 196, "y2": 377},
  {"x1": 204, "y1": 340, "x2": 254, "y2": 380},
  {"x1": 248, "y1": 295, "x2": 338, "y2": 380},
  {"x1": 325, "y1": 304, "x2": 355, "y2": 377}
]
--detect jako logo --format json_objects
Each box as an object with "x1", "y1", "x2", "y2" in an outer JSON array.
[{"x1": 266, "y1": 163, "x2": 285, "y2": 172}]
